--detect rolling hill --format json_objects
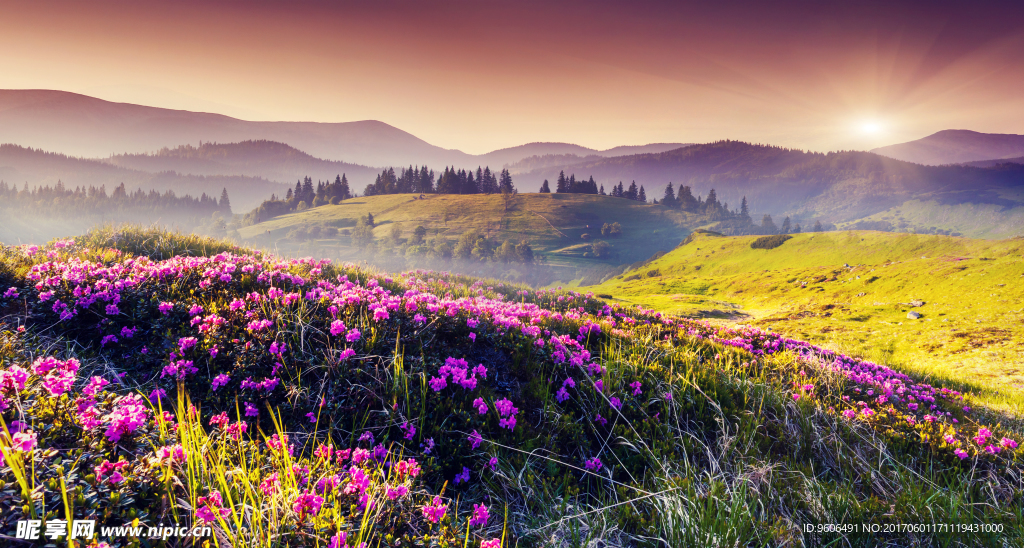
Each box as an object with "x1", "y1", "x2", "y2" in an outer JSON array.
[
  {"x1": 591, "y1": 230, "x2": 1024, "y2": 411},
  {"x1": 103, "y1": 140, "x2": 379, "y2": 190},
  {"x1": 871, "y1": 129, "x2": 1024, "y2": 165},
  {"x1": 236, "y1": 193, "x2": 699, "y2": 283}
]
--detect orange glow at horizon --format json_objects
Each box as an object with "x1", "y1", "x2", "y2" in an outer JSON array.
[{"x1": 1, "y1": 0, "x2": 1023, "y2": 154}]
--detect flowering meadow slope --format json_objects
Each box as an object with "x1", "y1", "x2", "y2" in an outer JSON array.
[{"x1": 0, "y1": 228, "x2": 1021, "y2": 547}]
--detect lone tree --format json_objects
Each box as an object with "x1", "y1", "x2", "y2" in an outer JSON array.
[
  {"x1": 539, "y1": 180, "x2": 551, "y2": 193},
  {"x1": 501, "y1": 185, "x2": 517, "y2": 212},
  {"x1": 781, "y1": 216, "x2": 792, "y2": 233},
  {"x1": 219, "y1": 188, "x2": 232, "y2": 213}
]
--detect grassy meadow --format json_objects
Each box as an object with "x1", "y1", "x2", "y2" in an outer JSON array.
[
  {"x1": 592, "y1": 230, "x2": 1024, "y2": 415},
  {"x1": 237, "y1": 193, "x2": 696, "y2": 282},
  {"x1": 0, "y1": 227, "x2": 1020, "y2": 547}
]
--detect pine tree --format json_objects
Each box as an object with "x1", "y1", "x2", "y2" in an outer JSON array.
[
  {"x1": 219, "y1": 188, "x2": 231, "y2": 212},
  {"x1": 740, "y1": 196, "x2": 750, "y2": 218},
  {"x1": 599, "y1": 184, "x2": 605, "y2": 195},
  {"x1": 762, "y1": 214, "x2": 778, "y2": 234},
  {"x1": 626, "y1": 181, "x2": 638, "y2": 200},
  {"x1": 662, "y1": 182, "x2": 676, "y2": 208},
  {"x1": 539, "y1": 180, "x2": 551, "y2": 193},
  {"x1": 813, "y1": 220, "x2": 823, "y2": 232},
  {"x1": 499, "y1": 169, "x2": 515, "y2": 193},
  {"x1": 781, "y1": 216, "x2": 791, "y2": 233},
  {"x1": 638, "y1": 186, "x2": 647, "y2": 202},
  {"x1": 556, "y1": 171, "x2": 567, "y2": 193}
]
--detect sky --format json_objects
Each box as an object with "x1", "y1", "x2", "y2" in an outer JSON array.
[{"x1": 1, "y1": 0, "x2": 1023, "y2": 154}]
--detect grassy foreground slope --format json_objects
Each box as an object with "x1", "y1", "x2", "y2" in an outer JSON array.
[
  {"x1": 0, "y1": 228, "x2": 1021, "y2": 547},
  {"x1": 593, "y1": 230, "x2": 1024, "y2": 411},
  {"x1": 237, "y1": 193, "x2": 694, "y2": 276}
]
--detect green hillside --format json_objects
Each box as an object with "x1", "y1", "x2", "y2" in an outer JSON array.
[
  {"x1": 237, "y1": 193, "x2": 699, "y2": 282},
  {"x1": 592, "y1": 230, "x2": 1024, "y2": 412}
]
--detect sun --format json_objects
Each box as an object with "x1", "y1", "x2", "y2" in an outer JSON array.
[{"x1": 860, "y1": 121, "x2": 883, "y2": 134}]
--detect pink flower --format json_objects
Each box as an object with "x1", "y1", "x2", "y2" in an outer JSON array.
[
  {"x1": 386, "y1": 484, "x2": 409, "y2": 500},
  {"x1": 469, "y1": 503, "x2": 490, "y2": 527},
  {"x1": 469, "y1": 430, "x2": 483, "y2": 450},
  {"x1": 422, "y1": 496, "x2": 448, "y2": 524},
  {"x1": 103, "y1": 393, "x2": 149, "y2": 443},
  {"x1": 292, "y1": 491, "x2": 325, "y2": 516},
  {"x1": 330, "y1": 320, "x2": 346, "y2": 336},
  {"x1": 1000, "y1": 438, "x2": 1018, "y2": 450},
  {"x1": 329, "y1": 532, "x2": 348, "y2": 548},
  {"x1": 473, "y1": 397, "x2": 488, "y2": 415},
  {"x1": 12, "y1": 431, "x2": 37, "y2": 452},
  {"x1": 481, "y1": 539, "x2": 502, "y2": 548},
  {"x1": 95, "y1": 460, "x2": 129, "y2": 484},
  {"x1": 346, "y1": 329, "x2": 361, "y2": 342},
  {"x1": 210, "y1": 412, "x2": 230, "y2": 428},
  {"x1": 792, "y1": 393, "x2": 801, "y2": 401},
  {"x1": 196, "y1": 491, "x2": 230, "y2": 523},
  {"x1": 158, "y1": 302, "x2": 174, "y2": 314},
  {"x1": 584, "y1": 456, "x2": 602, "y2": 471},
  {"x1": 954, "y1": 449, "x2": 969, "y2": 459}
]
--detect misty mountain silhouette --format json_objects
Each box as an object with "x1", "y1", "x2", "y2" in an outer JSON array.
[
  {"x1": 0, "y1": 90, "x2": 687, "y2": 168},
  {"x1": 871, "y1": 129, "x2": 1024, "y2": 166}
]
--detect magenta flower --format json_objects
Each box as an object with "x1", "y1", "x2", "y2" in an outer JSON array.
[
  {"x1": 329, "y1": 532, "x2": 348, "y2": 548},
  {"x1": 469, "y1": 503, "x2": 490, "y2": 528},
  {"x1": 584, "y1": 456, "x2": 602, "y2": 471},
  {"x1": 210, "y1": 412, "x2": 229, "y2": 428},
  {"x1": 244, "y1": 402, "x2": 258, "y2": 417},
  {"x1": 346, "y1": 329, "x2": 361, "y2": 342},
  {"x1": 211, "y1": 374, "x2": 230, "y2": 391},
  {"x1": 330, "y1": 320, "x2": 346, "y2": 336},
  {"x1": 469, "y1": 430, "x2": 483, "y2": 450},
  {"x1": 422, "y1": 496, "x2": 448, "y2": 524},
  {"x1": 480, "y1": 539, "x2": 502, "y2": 548},
  {"x1": 630, "y1": 381, "x2": 642, "y2": 396},
  {"x1": 454, "y1": 466, "x2": 471, "y2": 484},
  {"x1": 292, "y1": 491, "x2": 325, "y2": 516},
  {"x1": 11, "y1": 431, "x2": 37, "y2": 452},
  {"x1": 178, "y1": 337, "x2": 198, "y2": 352},
  {"x1": 473, "y1": 397, "x2": 488, "y2": 415},
  {"x1": 158, "y1": 302, "x2": 174, "y2": 314}
]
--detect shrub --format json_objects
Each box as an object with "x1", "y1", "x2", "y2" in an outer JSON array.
[{"x1": 750, "y1": 234, "x2": 792, "y2": 249}]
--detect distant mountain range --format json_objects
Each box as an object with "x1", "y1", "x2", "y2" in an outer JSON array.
[
  {"x1": 0, "y1": 144, "x2": 287, "y2": 211},
  {"x1": 104, "y1": 140, "x2": 380, "y2": 189},
  {"x1": 514, "y1": 141, "x2": 1024, "y2": 226},
  {"x1": 871, "y1": 130, "x2": 1024, "y2": 165},
  {"x1": 0, "y1": 89, "x2": 687, "y2": 168}
]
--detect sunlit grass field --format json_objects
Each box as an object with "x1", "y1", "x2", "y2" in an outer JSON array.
[
  {"x1": 592, "y1": 230, "x2": 1024, "y2": 415},
  {"x1": 237, "y1": 193, "x2": 695, "y2": 272}
]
